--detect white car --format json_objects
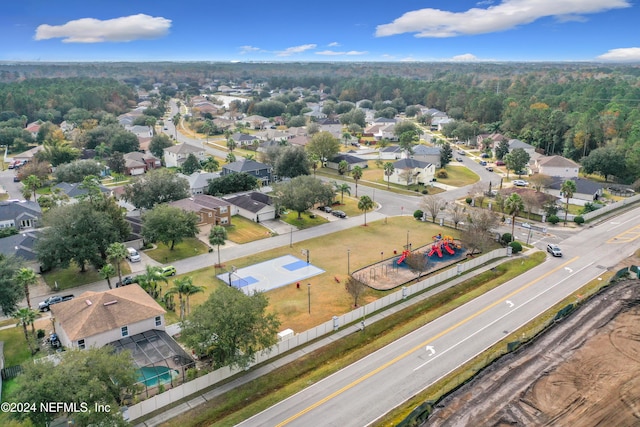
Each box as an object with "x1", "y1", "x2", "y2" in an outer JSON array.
[{"x1": 513, "y1": 179, "x2": 528, "y2": 186}]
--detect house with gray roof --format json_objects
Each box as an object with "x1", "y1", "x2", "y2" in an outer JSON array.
[
  {"x1": 223, "y1": 191, "x2": 275, "y2": 223},
  {"x1": 532, "y1": 156, "x2": 579, "y2": 178},
  {"x1": 178, "y1": 171, "x2": 220, "y2": 195},
  {"x1": 163, "y1": 143, "x2": 206, "y2": 168},
  {"x1": 326, "y1": 154, "x2": 368, "y2": 172},
  {"x1": 389, "y1": 158, "x2": 435, "y2": 186},
  {"x1": 0, "y1": 230, "x2": 42, "y2": 270},
  {"x1": 410, "y1": 145, "x2": 442, "y2": 168},
  {"x1": 222, "y1": 159, "x2": 272, "y2": 185},
  {"x1": 546, "y1": 177, "x2": 603, "y2": 203},
  {"x1": 378, "y1": 145, "x2": 403, "y2": 160},
  {"x1": 231, "y1": 133, "x2": 260, "y2": 147},
  {"x1": 53, "y1": 182, "x2": 112, "y2": 200},
  {"x1": 0, "y1": 200, "x2": 42, "y2": 230}
]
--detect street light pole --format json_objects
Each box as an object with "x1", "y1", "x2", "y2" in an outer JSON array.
[
  {"x1": 307, "y1": 283, "x2": 311, "y2": 314},
  {"x1": 406, "y1": 230, "x2": 410, "y2": 250},
  {"x1": 290, "y1": 227, "x2": 293, "y2": 248},
  {"x1": 347, "y1": 249, "x2": 350, "y2": 275}
]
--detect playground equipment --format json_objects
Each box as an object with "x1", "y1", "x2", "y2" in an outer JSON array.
[
  {"x1": 443, "y1": 241, "x2": 455, "y2": 255},
  {"x1": 397, "y1": 250, "x2": 410, "y2": 264},
  {"x1": 428, "y1": 234, "x2": 459, "y2": 258},
  {"x1": 427, "y1": 244, "x2": 443, "y2": 257}
]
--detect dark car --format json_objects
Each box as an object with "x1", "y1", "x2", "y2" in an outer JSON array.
[
  {"x1": 456, "y1": 157, "x2": 463, "y2": 162},
  {"x1": 332, "y1": 210, "x2": 346, "y2": 218},
  {"x1": 13, "y1": 175, "x2": 20, "y2": 182},
  {"x1": 320, "y1": 206, "x2": 332, "y2": 213},
  {"x1": 495, "y1": 160, "x2": 505, "y2": 166},
  {"x1": 486, "y1": 166, "x2": 494, "y2": 172},
  {"x1": 479, "y1": 161, "x2": 487, "y2": 166},
  {"x1": 480, "y1": 153, "x2": 490, "y2": 158},
  {"x1": 116, "y1": 276, "x2": 136, "y2": 287}
]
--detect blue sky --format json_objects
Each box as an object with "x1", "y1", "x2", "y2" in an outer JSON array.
[{"x1": 2, "y1": 0, "x2": 639, "y2": 62}]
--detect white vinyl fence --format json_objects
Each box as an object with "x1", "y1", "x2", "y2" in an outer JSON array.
[
  {"x1": 582, "y1": 193, "x2": 640, "y2": 221},
  {"x1": 128, "y1": 248, "x2": 508, "y2": 422}
]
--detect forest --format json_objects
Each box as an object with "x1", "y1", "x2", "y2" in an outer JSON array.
[{"x1": 0, "y1": 61, "x2": 639, "y2": 183}]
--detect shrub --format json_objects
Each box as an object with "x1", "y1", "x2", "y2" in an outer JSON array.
[
  {"x1": 509, "y1": 241, "x2": 523, "y2": 253},
  {"x1": 501, "y1": 233, "x2": 512, "y2": 244},
  {"x1": 37, "y1": 329, "x2": 45, "y2": 339},
  {"x1": 465, "y1": 197, "x2": 473, "y2": 205},
  {"x1": 413, "y1": 210, "x2": 423, "y2": 220},
  {"x1": 436, "y1": 169, "x2": 448, "y2": 179},
  {"x1": 186, "y1": 368, "x2": 199, "y2": 381},
  {"x1": 0, "y1": 227, "x2": 18, "y2": 238},
  {"x1": 548, "y1": 215, "x2": 560, "y2": 224},
  {"x1": 421, "y1": 189, "x2": 428, "y2": 194},
  {"x1": 574, "y1": 215, "x2": 585, "y2": 225}
]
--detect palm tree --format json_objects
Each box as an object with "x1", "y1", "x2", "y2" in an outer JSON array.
[
  {"x1": 137, "y1": 265, "x2": 167, "y2": 300},
  {"x1": 226, "y1": 152, "x2": 236, "y2": 163},
  {"x1": 561, "y1": 180, "x2": 577, "y2": 225},
  {"x1": 332, "y1": 181, "x2": 351, "y2": 204},
  {"x1": 351, "y1": 166, "x2": 363, "y2": 198},
  {"x1": 342, "y1": 132, "x2": 352, "y2": 146},
  {"x1": 209, "y1": 225, "x2": 228, "y2": 268},
  {"x1": 201, "y1": 156, "x2": 220, "y2": 172},
  {"x1": 358, "y1": 195, "x2": 374, "y2": 226},
  {"x1": 309, "y1": 154, "x2": 320, "y2": 177},
  {"x1": 15, "y1": 308, "x2": 38, "y2": 355},
  {"x1": 227, "y1": 138, "x2": 236, "y2": 152},
  {"x1": 22, "y1": 175, "x2": 41, "y2": 201},
  {"x1": 383, "y1": 162, "x2": 395, "y2": 189},
  {"x1": 106, "y1": 242, "x2": 127, "y2": 287},
  {"x1": 99, "y1": 263, "x2": 116, "y2": 290},
  {"x1": 166, "y1": 277, "x2": 191, "y2": 320},
  {"x1": 14, "y1": 267, "x2": 37, "y2": 309},
  {"x1": 505, "y1": 193, "x2": 524, "y2": 241}
]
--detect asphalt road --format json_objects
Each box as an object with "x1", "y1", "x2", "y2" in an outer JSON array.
[{"x1": 236, "y1": 206, "x2": 640, "y2": 426}]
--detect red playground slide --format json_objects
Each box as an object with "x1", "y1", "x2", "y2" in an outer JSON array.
[
  {"x1": 427, "y1": 245, "x2": 437, "y2": 257},
  {"x1": 435, "y1": 246, "x2": 443, "y2": 257},
  {"x1": 397, "y1": 251, "x2": 409, "y2": 264},
  {"x1": 443, "y1": 242, "x2": 455, "y2": 255}
]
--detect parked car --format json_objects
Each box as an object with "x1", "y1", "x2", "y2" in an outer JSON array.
[
  {"x1": 479, "y1": 161, "x2": 487, "y2": 166},
  {"x1": 547, "y1": 244, "x2": 563, "y2": 257},
  {"x1": 126, "y1": 247, "x2": 141, "y2": 262},
  {"x1": 457, "y1": 150, "x2": 466, "y2": 155},
  {"x1": 116, "y1": 276, "x2": 136, "y2": 287},
  {"x1": 160, "y1": 265, "x2": 177, "y2": 277},
  {"x1": 13, "y1": 175, "x2": 20, "y2": 182},
  {"x1": 495, "y1": 160, "x2": 505, "y2": 166},
  {"x1": 456, "y1": 157, "x2": 463, "y2": 162},
  {"x1": 320, "y1": 206, "x2": 332, "y2": 213},
  {"x1": 513, "y1": 179, "x2": 528, "y2": 186},
  {"x1": 38, "y1": 294, "x2": 74, "y2": 311},
  {"x1": 486, "y1": 166, "x2": 494, "y2": 172},
  {"x1": 480, "y1": 153, "x2": 490, "y2": 158},
  {"x1": 332, "y1": 210, "x2": 346, "y2": 218}
]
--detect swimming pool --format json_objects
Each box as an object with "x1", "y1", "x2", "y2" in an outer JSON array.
[{"x1": 136, "y1": 366, "x2": 179, "y2": 387}]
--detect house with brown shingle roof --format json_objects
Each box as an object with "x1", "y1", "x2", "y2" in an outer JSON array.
[
  {"x1": 169, "y1": 194, "x2": 231, "y2": 226},
  {"x1": 51, "y1": 285, "x2": 166, "y2": 349},
  {"x1": 532, "y1": 155, "x2": 579, "y2": 178}
]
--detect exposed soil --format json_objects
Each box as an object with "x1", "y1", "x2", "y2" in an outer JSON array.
[{"x1": 425, "y1": 276, "x2": 640, "y2": 427}]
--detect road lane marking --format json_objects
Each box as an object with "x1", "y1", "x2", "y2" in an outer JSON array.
[{"x1": 274, "y1": 256, "x2": 579, "y2": 426}]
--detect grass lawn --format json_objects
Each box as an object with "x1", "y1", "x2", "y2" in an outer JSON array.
[
  {"x1": 42, "y1": 261, "x2": 131, "y2": 291},
  {"x1": 438, "y1": 165, "x2": 480, "y2": 187},
  {"x1": 226, "y1": 216, "x2": 273, "y2": 244},
  {"x1": 145, "y1": 237, "x2": 210, "y2": 264},
  {"x1": 280, "y1": 210, "x2": 330, "y2": 229},
  {"x1": 168, "y1": 216, "x2": 491, "y2": 333}
]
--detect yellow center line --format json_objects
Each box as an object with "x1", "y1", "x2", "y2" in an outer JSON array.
[
  {"x1": 607, "y1": 224, "x2": 640, "y2": 243},
  {"x1": 276, "y1": 256, "x2": 580, "y2": 426}
]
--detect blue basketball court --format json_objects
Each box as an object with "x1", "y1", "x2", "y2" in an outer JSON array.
[{"x1": 216, "y1": 255, "x2": 325, "y2": 294}]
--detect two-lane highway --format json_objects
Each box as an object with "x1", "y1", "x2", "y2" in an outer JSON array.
[{"x1": 237, "y1": 206, "x2": 640, "y2": 426}]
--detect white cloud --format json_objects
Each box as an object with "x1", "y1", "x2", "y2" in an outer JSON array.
[
  {"x1": 35, "y1": 14, "x2": 171, "y2": 43},
  {"x1": 239, "y1": 45, "x2": 261, "y2": 54},
  {"x1": 597, "y1": 48, "x2": 640, "y2": 62},
  {"x1": 376, "y1": 0, "x2": 630, "y2": 38},
  {"x1": 328, "y1": 42, "x2": 340, "y2": 47},
  {"x1": 276, "y1": 44, "x2": 317, "y2": 56},
  {"x1": 315, "y1": 50, "x2": 368, "y2": 56},
  {"x1": 451, "y1": 54, "x2": 480, "y2": 62}
]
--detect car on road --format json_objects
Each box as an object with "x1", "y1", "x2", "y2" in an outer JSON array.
[
  {"x1": 547, "y1": 244, "x2": 562, "y2": 257},
  {"x1": 13, "y1": 175, "x2": 20, "y2": 182},
  {"x1": 495, "y1": 160, "x2": 505, "y2": 166},
  {"x1": 160, "y1": 266, "x2": 177, "y2": 277},
  {"x1": 331, "y1": 210, "x2": 346, "y2": 218},
  {"x1": 116, "y1": 276, "x2": 136, "y2": 287},
  {"x1": 479, "y1": 161, "x2": 487, "y2": 166},
  {"x1": 456, "y1": 157, "x2": 463, "y2": 162},
  {"x1": 521, "y1": 222, "x2": 531, "y2": 229},
  {"x1": 457, "y1": 150, "x2": 466, "y2": 155},
  {"x1": 486, "y1": 166, "x2": 494, "y2": 172},
  {"x1": 513, "y1": 179, "x2": 528, "y2": 186}
]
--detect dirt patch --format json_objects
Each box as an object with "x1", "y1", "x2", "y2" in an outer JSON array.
[{"x1": 426, "y1": 278, "x2": 640, "y2": 427}]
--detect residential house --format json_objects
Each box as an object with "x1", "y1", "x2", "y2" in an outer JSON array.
[
  {"x1": 124, "y1": 125, "x2": 153, "y2": 139},
  {"x1": 224, "y1": 191, "x2": 275, "y2": 223},
  {"x1": 507, "y1": 139, "x2": 536, "y2": 157},
  {"x1": 289, "y1": 135, "x2": 311, "y2": 147},
  {"x1": 476, "y1": 133, "x2": 507, "y2": 149},
  {"x1": 163, "y1": 143, "x2": 206, "y2": 168},
  {"x1": 546, "y1": 177, "x2": 604, "y2": 203},
  {"x1": 0, "y1": 200, "x2": 42, "y2": 230},
  {"x1": 431, "y1": 116, "x2": 454, "y2": 132},
  {"x1": 317, "y1": 118, "x2": 343, "y2": 140},
  {"x1": 222, "y1": 159, "x2": 273, "y2": 186},
  {"x1": 51, "y1": 285, "x2": 166, "y2": 349},
  {"x1": 325, "y1": 154, "x2": 368, "y2": 172},
  {"x1": 532, "y1": 156, "x2": 579, "y2": 178},
  {"x1": 243, "y1": 115, "x2": 270, "y2": 129},
  {"x1": 389, "y1": 159, "x2": 435, "y2": 186},
  {"x1": 378, "y1": 146, "x2": 403, "y2": 160},
  {"x1": 12, "y1": 145, "x2": 45, "y2": 163},
  {"x1": 231, "y1": 133, "x2": 260, "y2": 148},
  {"x1": 0, "y1": 230, "x2": 41, "y2": 270},
  {"x1": 169, "y1": 194, "x2": 231, "y2": 226},
  {"x1": 410, "y1": 145, "x2": 442, "y2": 169},
  {"x1": 178, "y1": 171, "x2": 220, "y2": 195},
  {"x1": 53, "y1": 182, "x2": 113, "y2": 200},
  {"x1": 123, "y1": 151, "x2": 161, "y2": 175},
  {"x1": 25, "y1": 121, "x2": 42, "y2": 138}
]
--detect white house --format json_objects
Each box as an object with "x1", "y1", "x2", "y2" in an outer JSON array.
[
  {"x1": 410, "y1": 145, "x2": 441, "y2": 169},
  {"x1": 163, "y1": 143, "x2": 206, "y2": 168},
  {"x1": 51, "y1": 285, "x2": 166, "y2": 350},
  {"x1": 223, "y1": 191, "x2": 276, "y2": 223},
  {"x1": 389, "y1": 159, "x2": 435, "y2": 186},
  {"x1": 178, "y1": 171, "x2": 220, "y2": 195},
  {"x1": 533, "y1": 156, "x2": 579, "y2": 178}
]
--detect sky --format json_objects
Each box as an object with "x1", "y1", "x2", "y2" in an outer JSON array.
[{"x1": 2, "y1": 0, "x2": 640, "y2": 63}]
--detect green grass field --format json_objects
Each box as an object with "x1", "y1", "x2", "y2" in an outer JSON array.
[
  {"x1": 145, "y1": 237, "x2": 210, "y2": 263},
  {"x1": 225, "y1": 216, "x2": 272, "y2": 244}
]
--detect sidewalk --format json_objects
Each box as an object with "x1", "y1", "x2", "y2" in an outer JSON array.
[{"x1": 135, "y1": 253, "x2": 517, "y2": 427}]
